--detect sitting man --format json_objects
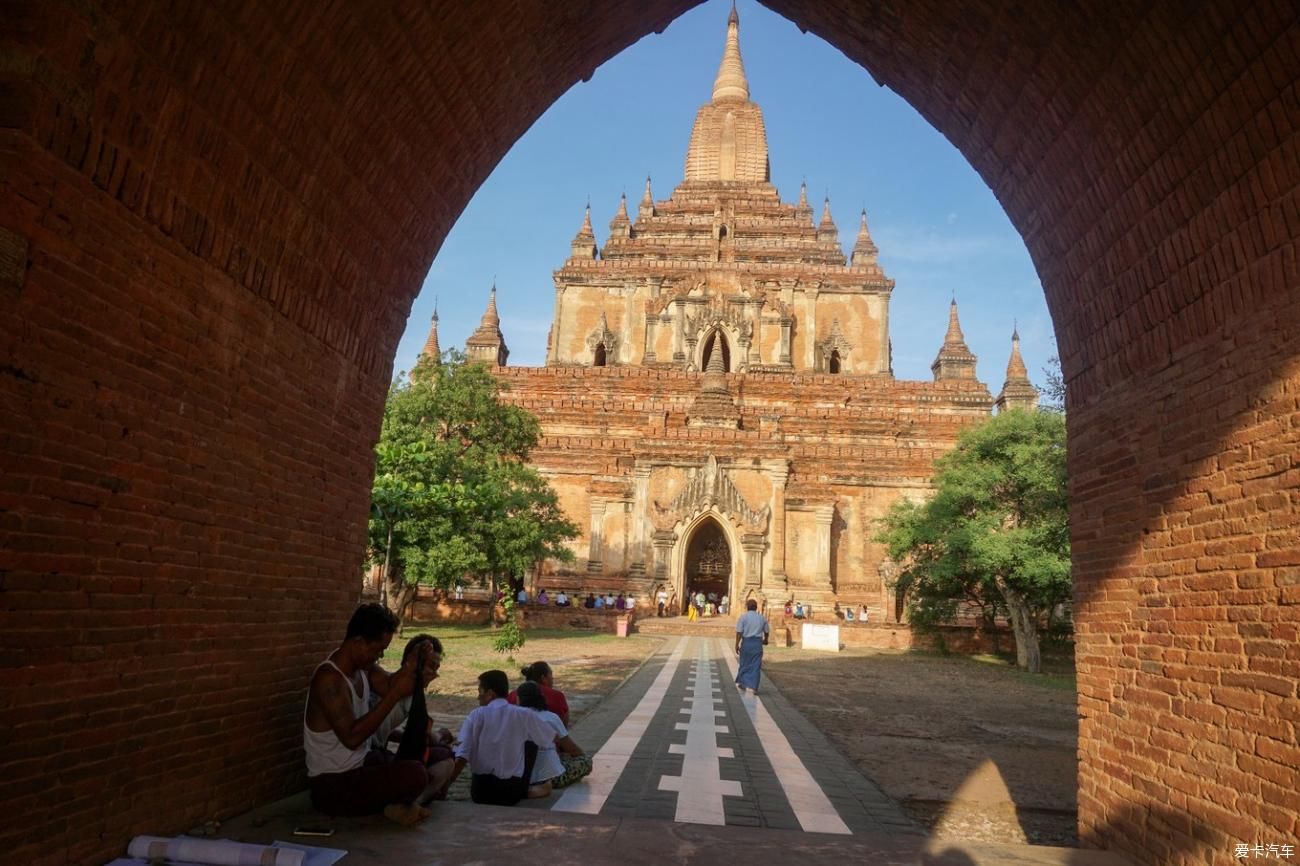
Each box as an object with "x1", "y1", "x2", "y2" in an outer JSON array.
[
  {"x1": 304, "y1": 603, "x2": 453, "y2": 826},
  {"x1": 554, "y1": 590, "x2": 569, "y2": 607},
  {"x1": 450, "y1": 670, "x2": 559, "y2": 806},
  {"x1": 370, "y1": 634, "x2": 455, "y2": 766}
]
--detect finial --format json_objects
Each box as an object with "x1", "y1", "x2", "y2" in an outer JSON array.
[
  {"x1": 712, "y1": 0, "x2": 749, "y2": 102},
  {"x1": 432, "y1": 296, "x2": 439, "y2": 321}
]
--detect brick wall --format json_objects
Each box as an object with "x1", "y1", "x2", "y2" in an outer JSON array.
[{"x1": 1, "y1": 1, "x2": 1296, "y2": 864}]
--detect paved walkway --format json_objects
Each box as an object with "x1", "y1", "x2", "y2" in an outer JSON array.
[
  {"x1": 205, "y1": 634, "x2": 1133, "y2": 865},
  {"x1": 535, "y1": 636, "x2": 913, "y2": 835}
]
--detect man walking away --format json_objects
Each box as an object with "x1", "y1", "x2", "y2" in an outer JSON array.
[{"x1": 734, "y1": 599, "x2": 770, "y2": 695}]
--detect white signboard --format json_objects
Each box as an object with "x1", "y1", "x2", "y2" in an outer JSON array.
[{"x1": 801, "y1": 623, "x2": 841, "y2": 652}]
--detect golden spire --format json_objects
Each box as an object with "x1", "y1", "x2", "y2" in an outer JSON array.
[
  {"x1": 711, "y1": 3, "x2": 749, "y2": 103},
  {"x1": 570, "y1": 203, "x2": 597, "y2": 260},
  {"x1": 639, "y1": 176, "x2": 654, "y2": 219},
  {"x1": 1005, "y1": 325, "x2": 1029, "y2": 381},
  {"x1": 481, "y1": 283, "x2": 499, "y2": 329},
  {"x1": 819, "y1": 196, "x2": 835, "y2": 229},
  {"x1": 995, "y1": 324, "x2": 1039, "y2": 411},
  {"x1": 944, "y1": 298, "x2": 966, "y2": 346},
  {"x1": 420, "y1": 302, "x2": 441, "y2": 361},
  {"x1": 851, "y1": 209, "x2": 878, "y2": 265},
  {"x1": 931, "y1": 298, "x2": 978, "y2": 381}
]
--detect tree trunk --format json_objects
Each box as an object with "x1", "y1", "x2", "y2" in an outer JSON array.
[
  {"x1": 378, "y1": 522, "x2": 394, "y2": 609},
  {"x1": 390, "y1": 582, "x2": 417, "y2": 623},
  {"x1": 994, "y1": 576, "x2": 1041, "y2": 673}
]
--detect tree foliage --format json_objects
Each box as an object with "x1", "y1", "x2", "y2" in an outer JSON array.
[
  {"x1": 369, "y1": 353, "x2": 578, "y2": 620},
  {"x1": 876, "y1": 409, "x2": 1070, "y2": 672},
  {"x1": 1041, "y1": 355, "x2": 1066, "y2": 413}
]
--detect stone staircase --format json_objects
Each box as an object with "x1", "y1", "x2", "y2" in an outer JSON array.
[{"x1": 632, "y1": 614, "x2": 738, "y2": 637}]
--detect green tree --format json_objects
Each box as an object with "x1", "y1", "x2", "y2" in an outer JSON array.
[
  {"x1": 368, "y1": 353, "x2": 578, "y2": 620},
  {"x1": 1041, "y1": 355, "x2": 1065, "y2": 413},
  {"x1": 876, "y1": 409, "x2": 1070, "y2": 672}
]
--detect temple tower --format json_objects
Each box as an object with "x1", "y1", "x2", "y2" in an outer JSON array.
[
  {"x1": 465, "y1": 285, "x2": 509, "y2": 367},
  {"x1": 994, "y1": 326, "x2": 1040, "y2": 411}
]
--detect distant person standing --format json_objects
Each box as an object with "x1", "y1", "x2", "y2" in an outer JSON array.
[
  {"x1": 733, "y1": 599, "x2": 770, "y2": 695},
  {"x1": 656, "y1": 587, "x2": 668, "y2": 617},
  {"x1": 516, "y1": 587, "x2": 529, "y2": 605}
]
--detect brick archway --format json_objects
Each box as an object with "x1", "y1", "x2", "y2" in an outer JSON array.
[{"x1": 2, "y1": 2, "x2": 1296, "y2": 864}]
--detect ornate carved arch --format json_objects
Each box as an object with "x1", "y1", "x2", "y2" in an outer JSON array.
[
  {"x1": 585, "y1": 311, "x2": 620, "y2": 366},
  {"x1": 815, "y1": 318, "x2": 852, "y2": 373}
]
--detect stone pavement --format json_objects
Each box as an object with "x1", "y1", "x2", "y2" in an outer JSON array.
[
  {"x1": 204, "y1": 635, "x2": 1134, "y2": 865},
  {"x1": 535, "y1": 635, "x2": 914, "y2": 834}
]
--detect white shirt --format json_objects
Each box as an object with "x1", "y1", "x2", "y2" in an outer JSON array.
[
  {"x1": 626, "y1": 596, "x2": 636, "y2": 609},
  {"x1": 605, "y1": 595, "x2": 615, "y2": 607},
  {"x1": 556, "y1": 593, "x2": 568, "y2": 605},
  {"x1": 528, "y1": 710, "x2": 568, "y2": 783},
  {"x1": 455, "y1": 698, "x2": 557, "y2": 779},
  {"x1": 370, "y1": 694, "x2": 413, "y2": 748},
  {"x1": 735, "y1": 610, "x2": 769, "y2": 640},
  {"x1": 656, "y1": 591, "x2": 668, "y2": 603}
]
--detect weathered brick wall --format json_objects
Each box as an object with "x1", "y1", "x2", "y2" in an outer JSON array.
[{"x1": 2, "y1": 1, "x2": 1296, "y2": 864}]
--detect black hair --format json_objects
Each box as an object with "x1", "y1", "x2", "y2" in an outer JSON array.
[
  {"x1": 520, "y1": 661, "x2": 552, "y2": 682},
  {"x1": 746, "y1": 599, "x2": 758, "y2": 611},
  {"x1": 515, "y1": 681, "x2": 550, "y2": 711},
  {"x1": 478, "y1": 669, "x2": 509, "y2": 699},
  {"x1": 345, "y1": 603, "x2": 399, "y2": 642},
  {"x1": 402, "y1": 633, "x2": 443, "y2": 663}
]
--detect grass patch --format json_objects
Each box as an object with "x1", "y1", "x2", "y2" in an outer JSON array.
[{"x1": 381, "y1": 621, "x2": 663, "y2": 720}]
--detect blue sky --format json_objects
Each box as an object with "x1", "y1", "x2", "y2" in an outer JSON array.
[{"x1": 392, "y1": 0, "x2": 1054, "y2": 388}]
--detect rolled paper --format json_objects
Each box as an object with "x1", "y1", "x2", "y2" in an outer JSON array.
[{"x1": 126, "y1": 836, "x2": 305, "y2": 866}]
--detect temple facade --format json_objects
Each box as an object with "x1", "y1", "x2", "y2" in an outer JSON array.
[{"x1": 431, "y1": 7, "x2": 1038, "y2": 616}]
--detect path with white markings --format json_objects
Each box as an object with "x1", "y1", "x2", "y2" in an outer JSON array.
[{"x1": 541, "y1": 636, "x2": 914, "y2": 836}]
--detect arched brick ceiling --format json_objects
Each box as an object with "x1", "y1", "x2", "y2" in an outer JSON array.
[{"x1": 2, "y1": 2, "x2": 1296, "y2": 865}]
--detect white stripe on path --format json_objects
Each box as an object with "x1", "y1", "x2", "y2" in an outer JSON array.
[
  {"x1": 552, "y1": 637, "x2": 688, "y2": 814},
  {"x1": 718, "y1": 638, "x2": 852, "y2": 834},
  {"x1": 658, "y1": 641, "x2": 743, "y2": 823}
]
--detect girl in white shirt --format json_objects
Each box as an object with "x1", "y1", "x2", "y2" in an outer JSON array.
[{"x1": 515, "y1": 682, "x2": 592, "y2": 797}]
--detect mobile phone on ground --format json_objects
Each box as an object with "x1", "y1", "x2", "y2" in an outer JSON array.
[{"x1": 292, "y1": 826, "x2": 335, "y2": 837}]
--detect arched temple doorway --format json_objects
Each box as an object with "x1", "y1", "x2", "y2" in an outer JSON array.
[{"x1": 683, "y1": 517, "x2": 732, "y2": 606}]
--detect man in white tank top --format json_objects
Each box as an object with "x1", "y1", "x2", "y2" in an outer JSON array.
[{"x1": 303, "y1": 603, "x2": 451, "y2": 826}]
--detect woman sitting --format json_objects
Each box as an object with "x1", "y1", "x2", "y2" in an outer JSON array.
[
  {"x1": 507, "y1": 660, "x2": 570, "y2": 726},
  {"x1": 516, "y1": 682, "x2": 592, "y2": 798}
]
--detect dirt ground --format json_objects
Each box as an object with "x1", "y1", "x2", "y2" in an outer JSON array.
[{"x1": 765, "y1": 646, "x2": 1079, "y2": 847}]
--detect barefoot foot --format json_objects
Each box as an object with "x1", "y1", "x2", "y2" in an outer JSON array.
[{"x1": 384, "y1": 803, "x2": 428, "y2": 827}]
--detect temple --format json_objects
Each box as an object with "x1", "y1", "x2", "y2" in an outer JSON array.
[{"x1": 434, "y1": 7, "x2": 1038, "y2": 615}]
